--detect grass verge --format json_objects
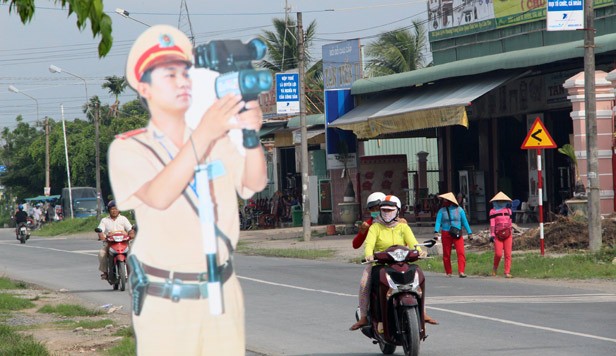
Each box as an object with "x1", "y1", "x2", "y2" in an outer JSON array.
[
  {"x1": 237, "y1": 244, "x2": 336, "y2": 259},
  {"x1": 416, "y1": 247, "x2": 616, "y2": 279},
  {"x1": 0, "y1": 324, "x2": 49, "y2": 356},
  {"x1": 37, "y1": 303, "x2": 104, "y2": 317},
  {"x1": 33, "y1": 216, "x2": 100, "y2": 237}
]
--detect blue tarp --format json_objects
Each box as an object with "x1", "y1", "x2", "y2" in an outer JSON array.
[{"x1": 24, "y1": 195, "x2": 60, "y2": 202}]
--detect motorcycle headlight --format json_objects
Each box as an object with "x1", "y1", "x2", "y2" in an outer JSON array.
[
  {"x1": 387, "y1": 249, "x2": 409, "y2": 262},
  {"x1": 411, "y1": 270, "x2": 422, "y2": 297}
]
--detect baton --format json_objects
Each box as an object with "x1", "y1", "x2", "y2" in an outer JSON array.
[{"x1": 195, "y1": 163, "x2": 223, "y2": 315}]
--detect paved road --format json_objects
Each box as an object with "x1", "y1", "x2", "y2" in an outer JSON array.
[{"x1": 1, "y1": 228, "x2": 615, "y2": 355}]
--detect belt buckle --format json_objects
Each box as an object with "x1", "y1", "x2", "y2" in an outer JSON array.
[{"x1": 164, "y1": 278, "x2": 184, "y2": 303}]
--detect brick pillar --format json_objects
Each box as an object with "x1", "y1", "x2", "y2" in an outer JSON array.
[{"x1": 563, "y1": 70, "x2": 615, "y2": 214}]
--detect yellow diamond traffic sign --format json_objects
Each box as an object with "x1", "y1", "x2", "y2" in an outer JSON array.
[{"x1": 521, "y1": 117, "x2": 556, "y2": 149}]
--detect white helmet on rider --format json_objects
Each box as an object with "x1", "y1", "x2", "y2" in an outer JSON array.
[
  {"x1": 380, "y1": 195, "x2": 401, "y2": 210},
  {"x1": 366, "y1": 192, "x2": 386, "y2": 209},
  {"x1": 379, "y1": 195, "x2": 401, "y2": 223}
]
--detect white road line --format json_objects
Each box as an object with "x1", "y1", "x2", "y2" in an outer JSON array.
[
  {"x1": 0, "y1": 243, "x2": 94, "y2": 256},
  {"x1": 429, "y1": 294, "x2": 616, "y2": 304},
  {"x1": 428, "y1": 306, "x2": 616, "y2": 343},
  {"x1": 239, "y1": 276, "x2": 355, "y2": 297},
  {"x1": 239, "y1": 276, "x2": 616, "y2": 344}
]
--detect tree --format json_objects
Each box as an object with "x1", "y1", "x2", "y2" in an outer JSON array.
[
  {"x1": 260, "y1": 17, "x2": 323, "y2": 114},
  {"x1": 102, "y1": 76, "x2": 128, "y2": 118},
  {"x1": 3, "y1": 0, "x2": 113, "y2": 57},
  {"x1": 365, "y1": 22, "x2": 428, "y2": 77}
]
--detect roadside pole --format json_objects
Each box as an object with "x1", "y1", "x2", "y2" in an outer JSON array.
[
  {"x1": 536, "y1": 148, "x2": 544, "y2": 255},
  {"x1": 521, "y1": 117, "x2": 556, "y2": 256}
]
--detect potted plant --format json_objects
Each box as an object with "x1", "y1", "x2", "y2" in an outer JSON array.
[{"x1": 558, "y1": 143, "x2": 586, "y2": 197}]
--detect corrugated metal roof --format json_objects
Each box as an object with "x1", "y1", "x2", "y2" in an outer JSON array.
[
  {"x1": 352, "y1": 33, "x2": 616, "y2": 95},
  {"x1": 286, "y1": 114, "x2": 325, "y2": 128}
]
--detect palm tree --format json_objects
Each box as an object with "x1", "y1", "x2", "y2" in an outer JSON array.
[
  {"x1": 260, "y1": 18, "x2": 323, "y2": 114},
  {"x1": 102, "y1": 76, "x2": 128, "y2": 118},
  {"x1": 365, "y1": 21, "x2": 428, "y2": 77},
  {"x1": 260, "y1": 17, "x2": 316, "y2": 72}
]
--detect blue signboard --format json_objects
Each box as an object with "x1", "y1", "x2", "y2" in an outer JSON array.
[
  {"x1": 322, "y1": 39, "x2": 362, "y2": 91},
  {"x1": 275, "y1": 73, "x2": 300, "y2": 114},
  {"x1": 547, "y1": 0, "x2": 584, "y2": 31}
]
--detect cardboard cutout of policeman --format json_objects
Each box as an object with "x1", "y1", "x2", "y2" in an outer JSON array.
[{"x1": 108, "y1": 24, "x2": 268, "y2": 355}]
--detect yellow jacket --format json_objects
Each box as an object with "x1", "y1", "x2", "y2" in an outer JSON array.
[{"x1": 364, "y1": 223, "x2": 421, "y2": 259}]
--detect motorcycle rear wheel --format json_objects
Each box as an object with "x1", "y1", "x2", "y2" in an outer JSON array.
[
  {"x1": 118, "y1": 261, "x2": 127, "y2": 291},
  {"x1": 400, "y1": 307, "x2": 420, "y2": 356}
]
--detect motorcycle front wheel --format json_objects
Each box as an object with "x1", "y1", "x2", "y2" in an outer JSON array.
[
  {"x1": 118, "y1": 261, "x2": 127, "y2": 291},
  {"x1": 379, "y1": 340, "x2": 396, "y2": 354},
  {"x1": 399, "y1": 307, "x2": 420, "y2": 356}
]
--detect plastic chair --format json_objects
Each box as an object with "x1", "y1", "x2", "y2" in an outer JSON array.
[{"x1": 510, "y1": 199, "x2": 521, "y2": 222}]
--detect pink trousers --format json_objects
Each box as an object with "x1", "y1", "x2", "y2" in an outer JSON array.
[
  {"x1": 493, "y1": 235, "x2": 513, "y2": 274},
  {"x1": 441, "y1": 231, "x2": 466, "y2": 275}
]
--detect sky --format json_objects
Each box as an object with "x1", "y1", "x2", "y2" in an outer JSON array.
[{"x1": 0, "y1": 0, "x2": 430, "y2": 130}]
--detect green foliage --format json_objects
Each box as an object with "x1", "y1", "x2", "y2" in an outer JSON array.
[
  {"x1": 37, "y1": 303, "x2": 103, "y2": 317},
  {"x1": 1, "y1": 99, "x2": 145, "y2": 205},
  {"x1": 0, "y1": 324, "x2": 49, "y2": 356},
  {"x1": 33, "y1": 215, "x2": 99, "y2": 236},
  {"x1": 3, "y1": 0, "x2": 113, "y2": 57},
  {"x1": 0, "y1": 293, "x2": 35, "y2": 311},
  {"x1": 365, "y1": 22, "x2": 428, "y2": 77}
]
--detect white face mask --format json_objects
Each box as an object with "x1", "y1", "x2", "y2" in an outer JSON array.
[{"x1": 380, "y1": 209, "x2": 398, "y2": 223}]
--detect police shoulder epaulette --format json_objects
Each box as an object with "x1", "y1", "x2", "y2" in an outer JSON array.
[{"x1": 116, "y1": 128, "x2": 147, "y2": 140}]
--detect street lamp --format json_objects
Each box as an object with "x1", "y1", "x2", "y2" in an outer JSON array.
[
  {"x1": 8, "y1": 85, "x2": 50, "y2": 196},
  {"x1": 115, "y1": 8, "x2": 151, "y2": 27},
  {"x1": 49, "y1": 64, "x2": 101, "y2": 219}
]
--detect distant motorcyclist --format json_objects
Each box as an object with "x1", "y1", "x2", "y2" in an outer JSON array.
[
  {"x1": 97, "y1": 200, "x2": 134, "y2": 280},
  {"x1": 14, "y1": 205, "x2": 28, "y2": 239}
]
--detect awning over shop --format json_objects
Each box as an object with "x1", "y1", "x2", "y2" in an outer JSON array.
[{"x1": 329, "y1": 71, "x2": 516, "y2": 139}]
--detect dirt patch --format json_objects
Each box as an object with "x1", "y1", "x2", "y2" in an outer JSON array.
[{"x1": 2, "y1": 286, "x2": 131, "y2": 356}]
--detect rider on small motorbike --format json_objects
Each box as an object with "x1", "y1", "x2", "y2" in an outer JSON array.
[
  {"x1": 14, "y1": 205, "x2": 29, "y2": 240},
  {"x1": 350, "y1": 195, "x2": 437, "y2": 331},
  {"x1": 97, "y1": 200, "x2": 134, "y2": 280}
]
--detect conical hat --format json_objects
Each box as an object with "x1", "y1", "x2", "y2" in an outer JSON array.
[
  {"x1": 438, "y1": 192, "x2": 458, "y2": 205},
  {"x1": 490, "y1": 191, "x2": 512, "y2": 202}
]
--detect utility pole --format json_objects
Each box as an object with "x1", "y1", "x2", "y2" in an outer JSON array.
[
  {"x1": 45, "y1": 117, "x2": 50, "y2": 194},
  {"x1": 95, "y1": 103, "x2": 101, "y2": 220},
  {"x1": 297, "y1": 12, "x2": 311, "y2": 241},
  {"x1": 584, "y1": 0, "x2": 601, "y2": 251}
]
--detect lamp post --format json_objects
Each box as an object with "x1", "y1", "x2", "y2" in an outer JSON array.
[
  {"x1": 8, "y1": 85, "x2": 49, "y2": 196},
  {"x1": 49, "y1": 65, "x2": 101, "y2": 219}
]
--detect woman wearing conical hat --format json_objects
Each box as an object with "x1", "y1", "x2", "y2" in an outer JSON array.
[
  {"x1": 433, "y1": 192, "x2": 473, "y2": 278},
  {"x1": 489, "y1": 192, "x2": 514, "y2": 278}
]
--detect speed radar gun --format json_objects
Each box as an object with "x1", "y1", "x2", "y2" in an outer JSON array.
[{"x1": 193, "y1": 38, "x2": 273, "y2": 148}]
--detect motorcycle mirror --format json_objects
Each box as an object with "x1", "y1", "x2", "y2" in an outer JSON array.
[
  {"x1": 94, "y1": 228, "x2": 102, "y2": 233},
  {"x1": 423, "y1": 239, "x2": 436, "y2": 248}
]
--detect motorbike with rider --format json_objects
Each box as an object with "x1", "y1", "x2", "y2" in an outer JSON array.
[
  {"x1": 96, "y1": 200, "x2": 135, "y2": 290},
  {"x1": 14, "y1": 205, "x2": 31, "y2": 243},
  {"x1": 351, "y1": 195, "x2": 436, "y2": 356}
]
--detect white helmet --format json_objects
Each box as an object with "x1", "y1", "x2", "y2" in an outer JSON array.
[
  {"x1": 380, "y1": 195, "x2": 401, "y2": 210},
  {"x1": 366, "y1": 192, "x2": 386, "y2": 209}
]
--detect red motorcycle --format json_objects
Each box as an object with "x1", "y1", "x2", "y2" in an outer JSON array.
[
  {"x1": 355, "y1": 240, "x2": 435, "y2": 356},
  {"x1": 95, "y1": 228, "x2": 131, "y2": 291}
]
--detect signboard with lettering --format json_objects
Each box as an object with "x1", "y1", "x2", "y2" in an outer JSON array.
[
  {"x1": 276, "y1": 73, "x2": 299, "y2": 114},
  {"x1": 547, "y1": 0, "x2": 584, "y2": 31},
  {"x1": 322, "y1": 39, "x2": 362, "y2": 90}
]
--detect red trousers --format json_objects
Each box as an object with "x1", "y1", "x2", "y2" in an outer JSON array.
[
  {"x1": 441, "y1": 231, "x2": 466, "y2": 275},
  {"x1": 493, "y1": 234, "x2": 512, "y2": 274}
]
